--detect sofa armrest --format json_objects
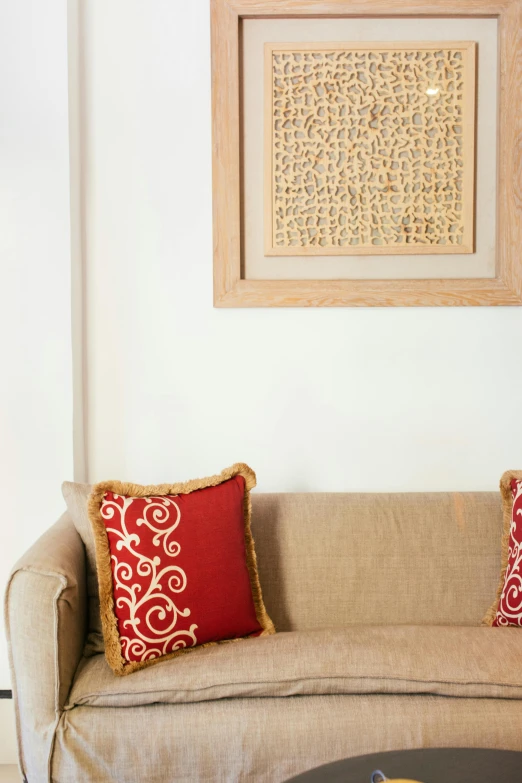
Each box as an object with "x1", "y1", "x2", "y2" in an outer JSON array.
[{"x1": 4, "y1": 512, "x2": 87, "y2": 783}]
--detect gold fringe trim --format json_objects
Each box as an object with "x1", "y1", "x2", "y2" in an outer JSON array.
[
  {"x1": 87, "y1": 463, "x2": 275, "y2": 676},
  {"x1": 481, "y1": 470, "x2": 522, "y2": 626}
]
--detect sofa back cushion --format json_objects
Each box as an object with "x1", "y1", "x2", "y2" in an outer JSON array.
[
  {"x1": 62, "y1": 481, "x2": 105, "y2": 654},
  {"x1": 63, "y1": 486, "x2": 503, "y2": 651},
  {"x1": 251, "y1": 492, "x2": 502, "y2": 629}
]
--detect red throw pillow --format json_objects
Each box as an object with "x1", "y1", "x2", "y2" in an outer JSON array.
[
  {"x1": 483, "y1": 471, "x2": 522, "y2": 627},
  {"x1": 88, "y1": 464, "x2": 275, "y2": 674}
]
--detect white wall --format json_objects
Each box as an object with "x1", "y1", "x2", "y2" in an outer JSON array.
[
  {"x1": 83, "y1": 0, "x2": 522, "y2": 491},
  {"x1": 0, "y1": 0, "x2": 73, "y2": 701},
  {"x1": 0, "y1": 700, "x2": 18, "y2": 765}
]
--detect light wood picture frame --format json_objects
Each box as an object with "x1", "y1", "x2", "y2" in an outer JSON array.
[{"x1": 211, "y1": 0, "x2": 522, "y2": 307}]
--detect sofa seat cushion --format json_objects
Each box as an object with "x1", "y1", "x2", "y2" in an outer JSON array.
[
  {"x1": 67, "y1": 626, "x2": 522, "y2": 708},
  {"x1": 55, "y1": 697, "x2": 522, "y2": 783}
]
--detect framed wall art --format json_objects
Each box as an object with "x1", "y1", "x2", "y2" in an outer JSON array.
[{"x1": 211, "y1": 0, "x2": 522, "y2": 307}]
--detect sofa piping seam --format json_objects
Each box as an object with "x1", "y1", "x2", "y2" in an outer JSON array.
[{"x1": 65, "y1": 670, "x2": 522, "y2": 708}]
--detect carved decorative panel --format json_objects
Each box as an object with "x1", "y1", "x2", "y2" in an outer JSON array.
[{"x1": 264, "y1": 42, "x2": 476, "y2": 256}]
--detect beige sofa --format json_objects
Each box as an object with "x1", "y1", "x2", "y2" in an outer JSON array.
[{"x1": 6, "y1": 491, "x2": 522, "y2": 782}]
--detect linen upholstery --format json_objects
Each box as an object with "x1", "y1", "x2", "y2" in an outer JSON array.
[
  {"x1": 4, "y1": 513, "x2": 86, "y2": 783},
  {"x1": 52, "y1": 696, "x2": 522, "y2": 783},
  {"x1": 67, "y1": 626, "x2": 522, "y2": 708},
  {"x1": 253, "y1": 492, "x2": 502, "y2": 630}
]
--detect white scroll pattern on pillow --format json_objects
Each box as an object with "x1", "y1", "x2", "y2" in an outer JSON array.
[
  {"x1": 101, "y1": 494, "x2": 198, "y2": 661},
  {"x1": 496, "y1": 480, "x2": 522, "y2": 626}
]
